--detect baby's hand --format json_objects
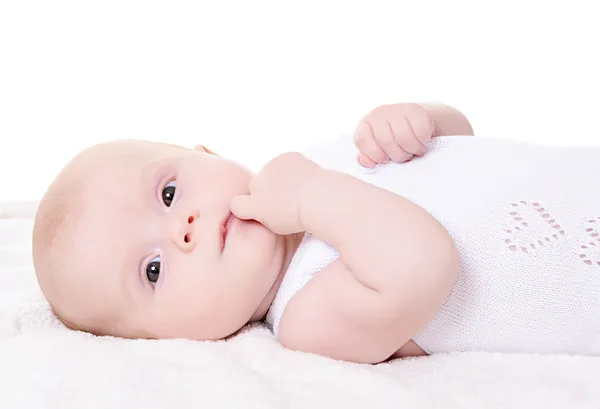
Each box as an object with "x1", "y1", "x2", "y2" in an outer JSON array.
[
  {"x1": 230, "y1": 152, "x2": 322, "y2": 235},
  {"x1": 354, "y1": 103, "x2": 435, "y2": 168}
]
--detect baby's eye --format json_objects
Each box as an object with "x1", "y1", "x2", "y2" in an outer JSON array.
[
  {"x1": 146, "y1": 256, "x2": 161, "y2": 284},
  {"x1": 162, "y1": 180, "x2": 176, "y2": 207}
]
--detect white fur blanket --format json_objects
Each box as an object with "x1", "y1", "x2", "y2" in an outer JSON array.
[{"x1": 1, "y1": 201, "x2": 599, "y2": 409}]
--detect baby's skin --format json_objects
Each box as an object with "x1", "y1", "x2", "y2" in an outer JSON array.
[{"x1": 32, "y1": 103, "x2": 474, "y2": 363}]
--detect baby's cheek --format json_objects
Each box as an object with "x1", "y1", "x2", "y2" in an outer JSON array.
[
  {"x1": 149, "y1": 295, "x2": 204, "y2": 339},
  {"x1": 153, "y1": 288, "x2": 235, "y2": 340},
  {"x1": 157, "y1": 277, "x2": 219, "y2": 317}
]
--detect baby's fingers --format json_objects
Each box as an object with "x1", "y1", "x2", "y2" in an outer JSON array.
[
  {"x1": 230, "y1": 195, "x2": 255, "y2": 221},
  {"x1": 357, "y1": 153, "x2": 376, "y2": 168},
  {"x1": 391, "y1": 104, "x2": 434, "y2": 156},
  {"x1": 370, "y1": 117, "x2": 413, "y2": 163},
  {"x1": 353, "y1": 121, "x2": 389, "y2": 167},
  {"x1": 388, "y1": 115, "x2": 427, "y2": 157}
]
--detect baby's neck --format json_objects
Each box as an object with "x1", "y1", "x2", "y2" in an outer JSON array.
[{"x1": 249, "y1": 231, "x2": 304, "y2": 323}]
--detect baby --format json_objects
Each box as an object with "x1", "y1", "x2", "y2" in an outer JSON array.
[{"x1": 32, "y1": 103, "x2": 600, "y2": 364}]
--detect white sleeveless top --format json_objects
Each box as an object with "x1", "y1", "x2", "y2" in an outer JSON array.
[{"x1": 265, "y1": 135, "x2": 600, "y2": 355}]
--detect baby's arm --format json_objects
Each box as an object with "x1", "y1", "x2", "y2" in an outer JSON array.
[
  {"x1": 280, "y1": 168, "x2": 460, "y2": 363},
  {"x1": 300, "y1": 170, "x2": 459, "y2": 296}
]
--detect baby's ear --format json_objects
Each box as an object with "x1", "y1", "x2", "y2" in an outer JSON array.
[{"x1": 193, "y1": 144, "x2": 218, "y2": 156}]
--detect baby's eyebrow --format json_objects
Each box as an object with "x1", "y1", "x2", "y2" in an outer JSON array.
[
  {"x1": 118, "y1": 243, "x2": 145, "y2": 307},
  {"x1": 113, "y1": 199, "x2": 150, "y2": 303},
  {"x1": 140, "y1": 162, "x2": 159, "y2": 191},
  {"x1": 140, "y1": 158, "x2": 174, "y2": 193},
  {"x1": 136, "y1": 163, "x2": 163, "y2": 206}
]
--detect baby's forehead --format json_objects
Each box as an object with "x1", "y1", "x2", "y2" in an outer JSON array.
[
  {"x1": 66, "y1": 169, "x2": 145, "y2": 303},
  {"x1": 82, "y1": 140, "x2": 172, "y2": 164},
  {"x1": 60, "y1": 142, "x2": 157, "y2": 247},
  {"x1": 71, "y1": 140, "x2": 178, "y2": 188},
  {"x1": 74, "y1": 139, "x2": 185, "y2": 167}
]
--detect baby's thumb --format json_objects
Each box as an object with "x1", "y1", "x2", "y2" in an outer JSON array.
[{"x1": 230, "y1": 195, "x2": 253, "y2": 220}]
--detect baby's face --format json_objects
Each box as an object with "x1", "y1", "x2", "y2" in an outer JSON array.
[{"x1": 67, "y1": 141, "x2": 286, "y2": 340}]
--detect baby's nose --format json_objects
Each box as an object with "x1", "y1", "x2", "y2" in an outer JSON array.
[{"x1": 173, "y1": 211, "x2": 199, "y2": 252}]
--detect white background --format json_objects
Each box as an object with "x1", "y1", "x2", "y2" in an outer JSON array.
[{"x1": 1, "y1": 0, "x2": 599, "y2": 202}]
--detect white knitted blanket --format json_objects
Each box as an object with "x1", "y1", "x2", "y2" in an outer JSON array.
[{"x1": 1, "y1": 202, "x2": 599, "y2": 409}]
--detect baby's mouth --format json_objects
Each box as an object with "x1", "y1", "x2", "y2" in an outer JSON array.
[{"x1": 221, "y1": 212, "x2": 235, "y2": 250}]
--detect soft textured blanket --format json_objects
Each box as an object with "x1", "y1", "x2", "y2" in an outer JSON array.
[{"x1": 1, "y1": 201, "x2": 598, "y2": 409}]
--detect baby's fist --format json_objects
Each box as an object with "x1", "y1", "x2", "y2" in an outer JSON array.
[
  {"x1": 354, "y1": 103, "x2": 435, "y2": 168},
  {"x1": 230, "y1": 152, "x2": 322, "y2": 235}
]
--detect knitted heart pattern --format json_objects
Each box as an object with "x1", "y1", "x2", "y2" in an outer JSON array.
[{"x1": 504, "y1": 200, "x2": 565, "y2": 254}]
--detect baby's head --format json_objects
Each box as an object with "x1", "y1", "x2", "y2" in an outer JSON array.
[{"x1": 32, "y1": 140, "x2": 288, "y2": 340}]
